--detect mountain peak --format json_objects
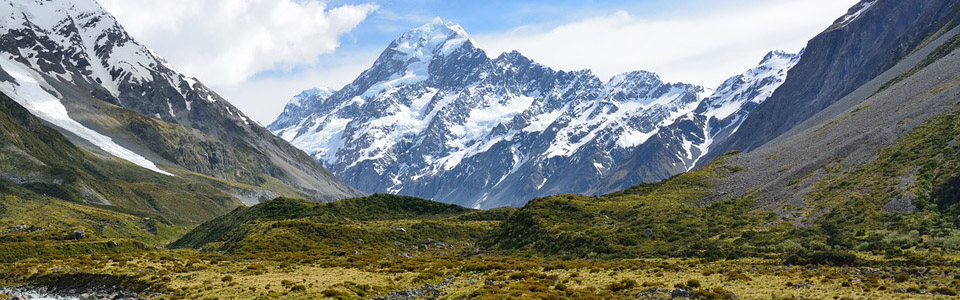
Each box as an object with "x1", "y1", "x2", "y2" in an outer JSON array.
[
  {"x1": 389, "y1": 17, "x2": 471, "y2": 59},
  {"x1": 608, "y1": 70, "x2": 661, "y2": 86},
  {"x1": 604, "y1": 70, "x2": 664, "y2": 98},
  {"x1": 493, "y1": 50, "x2": 534, "y2": 64},
  {"x1": 298, "y1": 87, "x2": 334, "y2": 98},
  {"x1": 417, "y1": 17, "x2": 469, "y2": 38},
  {"x1": 760, "y1": 50, "x2": 796, "y2": 64},
  {"x1": 756, "y1": 51, "x2": 800, "y2": 73},
  {"x1": 289, "y1": 87, "x2": 334, "y2": 107}
]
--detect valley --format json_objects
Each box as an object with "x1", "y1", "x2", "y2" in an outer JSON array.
[{"x1": 1, "y1": 0, "x2": 960, "y2": 299}]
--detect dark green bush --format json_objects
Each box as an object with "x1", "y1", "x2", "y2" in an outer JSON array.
[{"x1": 784, "y1": 250, "x2": 857, "y2": 266}]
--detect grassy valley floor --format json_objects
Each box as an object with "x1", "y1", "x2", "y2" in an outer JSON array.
[{"x1": 1, "y1": 249, "x2": 960, "y2": 299}]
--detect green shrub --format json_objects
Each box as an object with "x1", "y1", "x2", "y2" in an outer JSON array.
[
  {"x1": 939, "y1": 231, "x2": 960, "y2": 250},
  {"x1": 784, "y1": 251, "x2": 857, "y2": 266},
  {"x1": 933, "y1": 287, "x2": 958, "y2": 296},
  {"x1": 608, "y1": 279, "x2": 637, "y2": 292}
]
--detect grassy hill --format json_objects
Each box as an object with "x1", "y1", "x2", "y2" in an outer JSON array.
[
  {"x1": 480, "y1": 156, "x2": 765, "y2": 259},
  {"x1": 169, "y1": 194, "x2": 514, "y2": 254}
]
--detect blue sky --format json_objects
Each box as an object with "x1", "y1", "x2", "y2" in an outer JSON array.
[
  {"x1": 253, "y1": 0, "x2": 716, "y2": 79},
  {"x1": 102, "y1": 0, "x2": 859, "y2": 123},
  {"x1": 325, "y1": 0, "x2": 704, "y2": 49}
]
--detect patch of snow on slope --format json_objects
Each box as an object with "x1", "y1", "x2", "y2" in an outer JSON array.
[
  {"x1": 523, "y1": 109, "x2": 563, "y2": 132},
  {"x1": 836, "y1": 0, "x2": 877, "y2": 28},
  {"x1": 289, "y1": 117, "x2": 350, "y2": 164},
  {"x1": 343, "y1": 88, "x2": 441, "y2": 169},
  {"x1": 458, "y1": 94, "x2": 535, "y2": 145},
  {"x1": 0, "y1": 56, "x2": 172, "y2": 176}
]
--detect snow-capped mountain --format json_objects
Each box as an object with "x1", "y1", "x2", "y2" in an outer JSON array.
[
  {"x1": 600, "y1": 51, "x2": 800, "y2": 192},
  {"x1": 691, "y1": 50, "x2": 801, "y2": 166},
  {"x1": 271, "y1": 87, "x2": 336, "y2": 132},
  {"x1": 0, "y1": 0, "x2": 360, "y2": 203},
  {"x1": 270, "y1": 18, "x2": 799, "y2": 208}
]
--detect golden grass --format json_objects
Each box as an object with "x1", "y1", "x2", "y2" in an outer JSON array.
[{"x1": 3, "y1": 249, "x2": 959, "y2": 299}]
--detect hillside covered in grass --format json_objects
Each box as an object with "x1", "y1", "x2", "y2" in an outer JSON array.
[
  {"x1": 481, "y1": 156, "x2": 765, "y2": 259},
  {"x1": 169, "y1": 194, "x2": 515, "y2": 253}
]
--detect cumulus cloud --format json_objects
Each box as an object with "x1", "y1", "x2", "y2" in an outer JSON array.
[
  {"x1": 215, "y1": 48, "x2": 383, "y2": 123},
  {"x1": 99, "y1": 0, "x2": 378, "y2": 86},
  {"x1": 473, "y1": 0, "x2": 858, "y2": 88}
]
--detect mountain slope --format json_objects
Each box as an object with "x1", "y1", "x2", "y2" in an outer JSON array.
[
  {"x1": 708, "y1": 0, "x2": 960, "y2": 159},
  {"x1": 0, "y1": 90, "x2": 240, "y2": 229},
  {"x1": 270, "y1": 19, "x2": 797, "y2": 208},
  {"x1": 712, "y1": 25, "x2": 960, "y2": 214},
  {"x1": 0, "y1": 0, "x2": 361, "y2": 204}
]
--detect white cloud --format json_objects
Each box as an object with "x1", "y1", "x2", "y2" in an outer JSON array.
[
  {"x1": 213, "y1": 48, "x2": 382, "y2": 124},
  {"x1": 99, "y1": 0, "x2": 378, "y2": 86},
  {"x1": 473, "y1": 0, "x2": 859, "y2": 88}
]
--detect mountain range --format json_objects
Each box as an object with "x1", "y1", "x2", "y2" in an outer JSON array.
[
  {"x1": 249, "y1": 0, "x2": 960, "y2": 260},
  {"x1": 269, "y1": 19, "x2": 799, "y2": 208}
]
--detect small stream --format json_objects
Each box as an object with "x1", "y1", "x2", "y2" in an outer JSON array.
[
  {"x1": 1, "y1": 286, "x2": 140, "y2": 300},
  {"x1": 1, "y1": 288, "x2": 74, "y2": 300}
]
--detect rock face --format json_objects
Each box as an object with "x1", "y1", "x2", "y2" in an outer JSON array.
[
  {"x1": 270, "y1": 18, "x2": 798, "y2": 208},
  {"x1": 0, "y1": 0, "x2": 361, "y2": 203},
  {"x1": 708, "y1": 0, "x2": 960, "y2": 159}
]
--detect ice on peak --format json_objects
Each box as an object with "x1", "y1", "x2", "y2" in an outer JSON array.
[
  {"x1": 755, "y1": 51, "x2": 800, "y2": 73},
  {"x1": 364, "y1": 17, "x2": 477, "y2": 94},
  {"x1": 299, "y1": 87, "x2": 334, "y2": 99},
  {"x1": 760, "y1": 50, "x2": 793, "y2": 64},
  {"x1": 701, "y1": 50, "x2": 800, "y2": 121},
  {"x1": 288, "y1": 87, "x2": 334, "y2": 107},
  {"x1": 603, "y1": 70, "x2": 671, "y2": 105},
  {"x1": 607, "y1": 70, "x2": 661, "y2": 87},
  {"x1": 4, "y1": 0, "x2": 174, "y2": 96},
  {"x1": 390, "y1": 17, "x2": 472, "y2": 59},
  {"x1": 420, "y1": 17, "x2": 469, "y2": 38}
]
